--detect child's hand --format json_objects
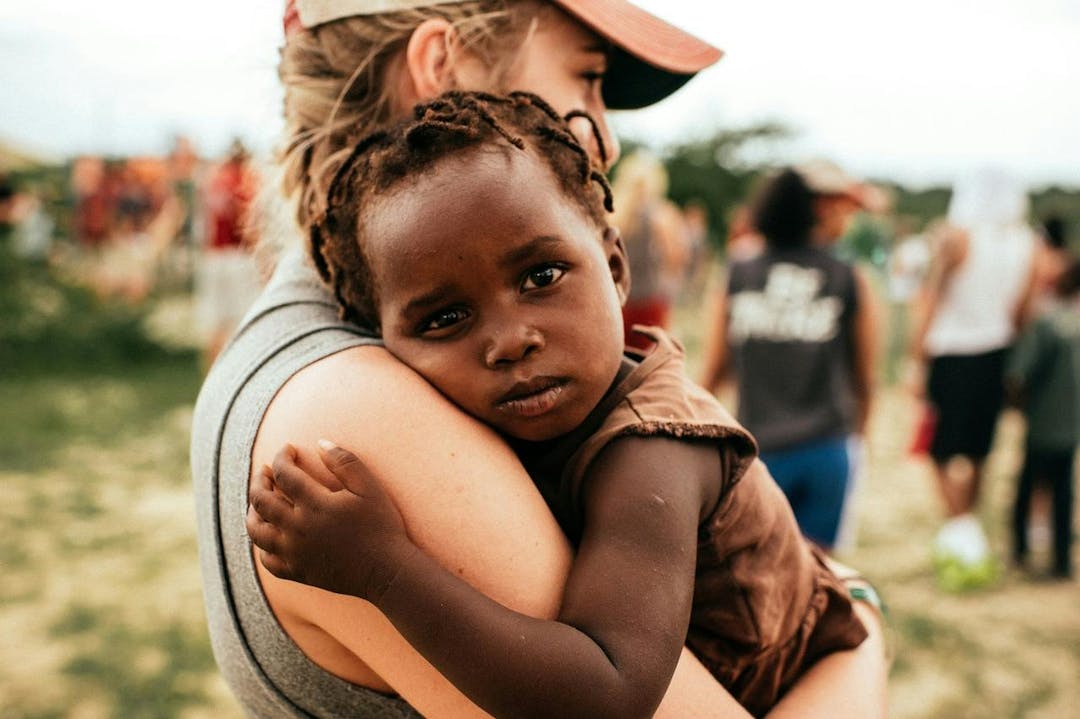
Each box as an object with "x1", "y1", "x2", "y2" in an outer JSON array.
[{"x1": 246, "y1": 442, "x2": 414, "y2": 602}]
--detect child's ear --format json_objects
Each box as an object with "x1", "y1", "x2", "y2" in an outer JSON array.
[{"x1": 603, "y1": 226, "x2": 631, "y2": 305}]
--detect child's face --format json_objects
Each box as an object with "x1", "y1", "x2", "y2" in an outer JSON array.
[{"x1": 364, "y1": 147, "x2": 629, "y2": 441}]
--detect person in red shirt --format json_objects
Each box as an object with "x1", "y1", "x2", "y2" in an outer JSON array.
[{"x1": 196, "y1": 140, "x2": 262, "y2": 367}]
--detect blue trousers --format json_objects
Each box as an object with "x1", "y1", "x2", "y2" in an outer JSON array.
[{"x1": 761, "y1": 436, "x2": 852, "y2": 549}]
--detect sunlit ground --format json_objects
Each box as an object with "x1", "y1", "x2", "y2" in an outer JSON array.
[{"x1": 1, "y1": 288, "x2": 1077, "y2": 719}]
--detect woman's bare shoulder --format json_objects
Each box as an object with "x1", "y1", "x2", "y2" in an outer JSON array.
[
  {"x1": 263, "y1": 344, "x2": 494, "y2": 445},
  {"x1": 254, "y1": 343, "x2": 570, "y2": 608},
  {"x1": 283, "y1": 343, "x2": 451, "y2": 407}
]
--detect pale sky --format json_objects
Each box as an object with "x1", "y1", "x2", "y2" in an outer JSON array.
[{"x1": 2, "y1": 0, "x2": 1079, "y2": 188}]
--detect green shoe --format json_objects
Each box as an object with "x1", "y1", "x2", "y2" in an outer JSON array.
[{"x1": 934, "y1": 553, "x2": 999, "y2": 592}]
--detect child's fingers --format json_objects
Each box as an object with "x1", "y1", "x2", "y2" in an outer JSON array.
[
  {"x1": 246, "y1": 504, "x2": 283, "y2": 555},
  {"x1": 255, "y1": 543, "x2": 294, "y2": 581},
  {"x1": 249, "y1": 479, "x2": 293, "y2": 526},
  {"x1": 271, "y1": 446, "x2": 323, "y2": 503},
  {"x1": 316, "y1": 439, "x2": 376, "y2": 496},
  {"x1": 271, "y1": 444, "x2": 299, "y2": 474},
  {"x1": 251, "y1": 465, "x2": 294, "y2": 509}
]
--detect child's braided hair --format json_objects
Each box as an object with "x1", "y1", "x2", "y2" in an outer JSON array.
[{"x1": 307, "y1": 90, "x2": 614, "y2": 329}]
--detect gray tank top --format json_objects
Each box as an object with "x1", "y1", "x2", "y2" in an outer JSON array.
[{"x1": 190, "y1": 249, "x2": 423, "y2": 718}]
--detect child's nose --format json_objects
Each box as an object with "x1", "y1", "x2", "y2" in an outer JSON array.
[{"x1": 483, "y1": 325, "x2": 544, "y2": 368}]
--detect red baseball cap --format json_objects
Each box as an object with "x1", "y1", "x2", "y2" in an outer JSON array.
[{"x1": 284, "y1": 0, "x2": 722, "y2": 109}]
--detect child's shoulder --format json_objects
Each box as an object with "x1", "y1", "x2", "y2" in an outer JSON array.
[
  {"x1": 617, "y1": 328, "x2": 748, "y2": 440},
  {"x1": 564, "y1": 328, "x2": 759, "y2": 499}
]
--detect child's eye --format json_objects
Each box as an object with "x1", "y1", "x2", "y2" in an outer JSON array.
[
  {"x1": 419, "y1": 307, "x2": 470, "y2": 335},
  {"x1": 521, "y1": 265, "x2": 566, "y2": 291}
]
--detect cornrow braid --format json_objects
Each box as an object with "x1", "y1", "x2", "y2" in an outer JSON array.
[
  {"x1": 309, "y1": 129, "x2": 392, "y2": 284},
  {"x1": 309, "y1": 90, "x2": 614, "y2": 330}
]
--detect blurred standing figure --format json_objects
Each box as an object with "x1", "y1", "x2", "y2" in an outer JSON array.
[
  {"x1": 196, "y1": 140, "x2": 261, "y2": 367},
  {"x1": 96, "y1": 158, "x2": 176, "y2": 303},
  {"x1": 1005, "y1": 259, "x2": 1080, "y2": 580},
  {"x1": 885, "y1": 224, "x2": 931, "y2": 383},
  {"x1": 1015, "y1": 214, "x2": 1072, "y2": 549},
  {"x1": 612, "y1": 150, "x2": 688, "y2": 350},
  {"x1": 725, "y1": 204, "x2": 764, "y2": 262},
  {"x1": 0, "y1": 175, "x2": 53, "y2": 261},
  {"x1": 165, "y1": 136, "x2": 202, "y2": 284},
  {"x1": 700, "y1": 162, "x2": 877, "y2": 551},
  {"x1": 678, "y1": 199, "x2": 713, "y2": 301},
  {"x1": 71, "y1": 156, "x2": 114, "y2": 251},
  {"x1": 1032, "y1": 215, "x2": 1072, "y2": 307},
  {"x1": 911, "y1": 167, "x2": 1038, "y2": 589}
]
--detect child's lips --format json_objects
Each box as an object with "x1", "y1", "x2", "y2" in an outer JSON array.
[{"x1": 496, "y1": 377, "x2": 569, "y2": 418}]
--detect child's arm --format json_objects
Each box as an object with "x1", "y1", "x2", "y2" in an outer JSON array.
[{"x1": 249, "y1": 437, "x2": 722, "y2": 719}]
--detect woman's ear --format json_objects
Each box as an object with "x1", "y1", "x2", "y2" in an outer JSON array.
[
  {"x1": 603, "y1": 226, "x2": 631, "y2": 305},
  {"x1": 404, "y1": 18, "x2": 456, "y2": 103}
]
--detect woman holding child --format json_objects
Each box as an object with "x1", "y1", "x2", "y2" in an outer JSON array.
[{"x1": 190, "y1": 1, "x2": 888, "y2": 716}]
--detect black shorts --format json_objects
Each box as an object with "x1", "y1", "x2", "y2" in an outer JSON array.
[{"x1": 926, "y1": 348, "x2": 1008, "y2": 461}]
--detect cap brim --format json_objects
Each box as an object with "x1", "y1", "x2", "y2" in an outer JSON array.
[
  {"x1": 292, "y1": 0, "x2": 722, "y2": 110},
  {"x1": 550, "y1": 0, "x2": 723, "y2": 109}
]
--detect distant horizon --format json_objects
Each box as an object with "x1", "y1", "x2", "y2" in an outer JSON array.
[
  {"x1": 2, "y1": 0, "x2": 1078, "y2": 191},
  {"x1": 5, "y1": 127, "x2": 1077, "y2": 195}
]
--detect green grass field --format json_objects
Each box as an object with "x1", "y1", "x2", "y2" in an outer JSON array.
[{"x1": 1, "y1": 288, "x2": 1077, "y2": 718}]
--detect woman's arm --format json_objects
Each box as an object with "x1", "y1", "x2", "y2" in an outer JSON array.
[
  {"x1": 252, "y1": 346, "x2": 570, "y2": 716},
  {"x1": 909, "y1": 224, "x2": 969, "y2": 362},
  {"x1": 251, "y1": 346, "x2": 751, "y2": 718},
  {"x1": 699, "y1": 285, "x2": 731, "y2": 395},
  {"x1": 850, "y1": 266, "x2": 879, "y2": 435},
  {"x1": 766, "y1": 600, "x2": 888, "y2": 718}
]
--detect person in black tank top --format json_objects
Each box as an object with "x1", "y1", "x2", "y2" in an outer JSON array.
[{"x1": 701, "y1": 165, "x2": 878, "y2": 550}]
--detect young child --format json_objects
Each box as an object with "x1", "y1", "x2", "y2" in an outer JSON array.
[
  {"x1": 247, "y1": 91, "x2": 870, "y2": 718},
  {"x1": 1006, "y1": 258, "x2": 1080, "y2": 580}
]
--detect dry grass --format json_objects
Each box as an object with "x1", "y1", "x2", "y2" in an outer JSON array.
[{"x1": 851, "y1": 392, "x2": 1079, "y2": 719}]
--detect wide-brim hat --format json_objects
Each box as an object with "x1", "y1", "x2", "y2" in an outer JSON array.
[{"x1": 284, "y1": 0, "x2": 722, "y2": 109}]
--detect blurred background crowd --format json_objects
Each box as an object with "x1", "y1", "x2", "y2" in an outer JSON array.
[
  {"x1": 2, "y1": 0, "x2": 1078, "y2": 717},
  {"x1": 2, "y1": 113, "x2": 1080, "y2": 716},
  {"x1": 3, "y1": 129, "x2": 1075, "y2": 372},
  {"x1": 2, "y1": 114, "x2": 1078, "y2": 719}
]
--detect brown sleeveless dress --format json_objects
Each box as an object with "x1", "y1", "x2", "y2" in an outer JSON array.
[{"x1": 534, "y1": 327, "x2": 868, "y2": 716}]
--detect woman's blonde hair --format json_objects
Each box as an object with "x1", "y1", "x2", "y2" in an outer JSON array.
[{"x1": 275, "y1": 0, "x2": 542, "y2": 238}]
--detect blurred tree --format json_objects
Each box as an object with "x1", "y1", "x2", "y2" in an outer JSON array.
[
  {"x1": 836, "y1": 213, "x2": 892, "y2": 268},
  {"x1": 881, "y1": 183, "x2": 951, "y2": 227},
  {"x1": 1033, "y1": 186, "x2": 1080, "y2": 251},
  {"x1": 880, "y1": 183, "x2": 1080, "y2": 251},
  {"x1": 611, "y1": 123, "x2": 790, "y2": 255},
  {"x1": 615, "y1": 131, "x2": 1080, "y2": 261},
  {"x1": 664, "y1": 123, "x2": 789, "y2": 254}
]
